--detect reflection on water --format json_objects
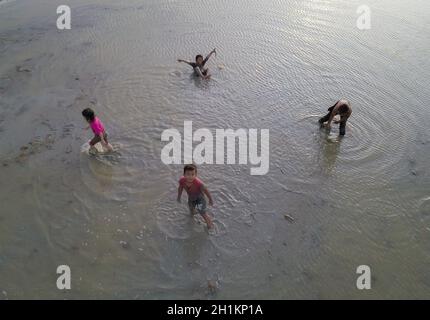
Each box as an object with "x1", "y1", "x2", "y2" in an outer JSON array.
[
  {"x1": 319, "y1": 131, "x2": 341, "y2": 175},
  {"x1": 0, "y1": 0, "x2": 430, "y2": 299}
]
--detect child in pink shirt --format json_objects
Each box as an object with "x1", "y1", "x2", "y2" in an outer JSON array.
[
  {"x1": 82, "y1": 108, "x2": 113, "y2": 153},
  {"x1": 177, "y1": 164, "x2": 214, "y2": 229}
]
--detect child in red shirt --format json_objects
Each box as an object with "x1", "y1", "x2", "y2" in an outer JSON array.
[{"x1": 177, "y1": 164, "x2": 214, "y2": 230}]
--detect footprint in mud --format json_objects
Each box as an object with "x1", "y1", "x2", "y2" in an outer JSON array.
[
  {"x1": 408, "y1": 158, "x2": 419, "y2": 176},
  {"x1": 16, "y1": 65, "x2": 31, "y2": 73},
  {"x1": 14, "y1": 134, "x2": 56, "y2": 164},
  {"x1": 119, "y1": 240, "x2": 131, "y2": 250},
  {"x1": 73, "y1": 94, "x2": 97, "y2": 109},
  {"x1": 61, "y1": 123, "x2": 75, "y2": 138},
  {"x1": 40, "y1": 119, "x2": 55, "y2": 131}
]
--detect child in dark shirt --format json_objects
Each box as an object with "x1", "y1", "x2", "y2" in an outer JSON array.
[
  {"x1": 178, "y1": 48, "x2": 216, "y2": 79},
  {"x1": 319, "y1": 99, "x2": 352, "y2": 136}
]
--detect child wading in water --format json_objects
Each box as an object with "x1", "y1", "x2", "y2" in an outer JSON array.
[
  {"x1": 82, "y1": 108, "x2": 114, "y2": 153},
  {"x1": 177, "y1": 164, "x2": 214, "y2": 230},
  {"x1": 319, "y1": 99, "x2": 352, "y2": 136},
  {"x1": 177, "y1": 48, "x2": 216, "y2": 79}
]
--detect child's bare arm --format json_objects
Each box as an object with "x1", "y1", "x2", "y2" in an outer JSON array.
[
  {"x1": 177, "y1": 185, "x2": 183, "y2": 202},
  {"x1": 204, "y1": 49, "x2": 216, "y2": 63},
  {"x1": 177, "y1": 59, "x2": 192, "y2": 65},
  {"x1": 203, "y1": 186, "x2": 214, "y2": 206},
  {"x1": 327, "y1": 105, "x2": 340, "y2": 127}
]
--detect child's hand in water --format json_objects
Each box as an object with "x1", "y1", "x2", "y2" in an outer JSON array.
[{"x1": 209, "y1": 199, "x2": 214, "y2": 207}]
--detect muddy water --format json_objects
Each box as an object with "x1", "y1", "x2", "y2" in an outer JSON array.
[{"x1": 0, "y1": 0, "x2": 429, "y2": 299}]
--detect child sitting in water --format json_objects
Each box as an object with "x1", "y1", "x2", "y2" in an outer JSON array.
[
  {"x1": 177, "y1": 164, "x2": 214, "y2": 230},
  {"x1": 82, "y1": 107, "x2": 113, "y2": 153},
  {"x1": 319, "y1": 99, "x2": 352, "y2": 136},
  {"x1": 177, "y1": 48, "x2": 216, "y2": 79}
]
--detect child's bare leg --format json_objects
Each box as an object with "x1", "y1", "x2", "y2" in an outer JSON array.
[
  {"x1": 103, "y1": 134, "x2": 114, "y2": 152},
  {"x1": 89, "y1": 136, "x2": 100, "y2": 153},
  {"x1": 188, "y1": 203, "x2": 197, "y2": 215},
  {"x1": 89, "y1": 144, "x2": 98, "y2": 154},
  {"x1": 104, "y1": 143, "x2": 114, "y2": 152},
  {"x1": 201, "y1": 213, "x2": 214, "y2": 229}
]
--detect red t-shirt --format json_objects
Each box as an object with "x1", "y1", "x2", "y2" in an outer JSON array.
[{"x1": 179, "y1": 176, "x2": 205, "y2": 201}]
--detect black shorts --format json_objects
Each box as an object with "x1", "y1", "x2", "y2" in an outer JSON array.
[
  {"x1": 90, "y1": 132, "x2": 108, "y2": 146},
  {"x1": 188, "y1": 197, "x2": 207, "y2": 215}
]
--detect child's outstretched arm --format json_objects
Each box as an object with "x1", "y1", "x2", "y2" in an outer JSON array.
[
  {"x1": 203, "y1": 48, "x2": 216, "y2": 63},
  {"x1": 177, "y1": 185, "x2": 184, "y2": 203},
  {"x1": 177, "y1": 59, "x2": 193, "y2": 66},
  {"x1": 202, "y1": 186, "x2": 214, "y2": 206}
]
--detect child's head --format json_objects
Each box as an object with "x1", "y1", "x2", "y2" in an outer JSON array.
[
  {"x1": 183, "y1": 164, "x2": 197, "y2": 182},
  {"x1": 195, "y1": 55, "x2": 203, "y2": 65},
  {"x1": 339, "y1": 104, "x2": 349, "y2": 115},
  {"x1": 82, "y1": 108, "x2": 95, "y2": 123}
]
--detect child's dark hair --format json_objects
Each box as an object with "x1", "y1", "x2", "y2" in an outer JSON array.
[
  {"x1": 184, "y1": 164, "x2": 197, "y2": 174},
  {"x1": 339, "y1": 104, "x2": 349, "y2": 114},
  {"x1": 82, "y1": 108, "x2": 95, "y2": 122},
  {"x1": 195, "y1": 54, "x2": 203, "y2": 61}
]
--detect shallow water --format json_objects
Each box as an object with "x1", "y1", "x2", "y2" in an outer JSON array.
[{"x1": 0, "y1": 0, "x2": 429, "y2": 299}]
